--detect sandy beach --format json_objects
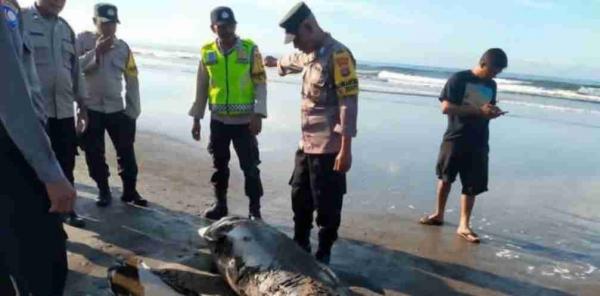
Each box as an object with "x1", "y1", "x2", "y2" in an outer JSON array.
[
  {"x1": 55, "y1": 51, "x2": 600, "y2": 295},
  {"x1": 63, "y1": 129, "x2": 599, "y2": 295}
]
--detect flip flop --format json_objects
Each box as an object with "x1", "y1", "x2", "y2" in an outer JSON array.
[
  {"x1": 419, "y1": 216, "x2": 444, "y2": 226},
  {"x1": 457, "y1": 231, "x2": 481, "y2": 244}
]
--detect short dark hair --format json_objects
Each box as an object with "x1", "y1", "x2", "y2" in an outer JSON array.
[{"x1": 480, "y1": 48, "x2": 508, "y2": 69}]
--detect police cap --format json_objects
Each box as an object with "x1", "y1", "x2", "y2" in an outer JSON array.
[
  {"x1": 95, "y1": 3, "x2": 120, "y2": 24},
  {"x1": 211, "y1": 7, "x2": 237, "y2": 26},
  {"x1": 279, "y1": 2, "x2": 313, "y2": 44}
]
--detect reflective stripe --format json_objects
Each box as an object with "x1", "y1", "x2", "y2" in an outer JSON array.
[{"x1": 210, "y1": 103, "x2": 254, "y2": 114}]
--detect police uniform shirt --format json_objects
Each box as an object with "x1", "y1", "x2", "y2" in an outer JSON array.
[
  {"x1": 277, "y1": 34, "x2": 358, "y2": 154},
  {"x1": 0, "y1": 0, "x2": 65, "y2": 183},
  {"x1": 21, "y1": 5, "x2": 87, "y2": 119},
  {"x1": 76, "y1": 31, "x2": 141, "y2": 119},
  {"x1": 188, "y1": 37, "x2": 267, "y2": 125}
]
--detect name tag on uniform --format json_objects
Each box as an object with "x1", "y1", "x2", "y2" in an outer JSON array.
[{"x1": 205, "y1": 51, "x2": 218, "y2": 65}]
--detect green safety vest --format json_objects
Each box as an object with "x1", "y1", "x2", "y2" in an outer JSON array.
[{"x1": 201, "y1": 39, "x2": 256, "y2": 115}]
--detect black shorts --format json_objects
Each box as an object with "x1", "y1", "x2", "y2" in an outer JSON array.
[{"x1": 436, "y1": 141, "x2": 489, "y2": 196}]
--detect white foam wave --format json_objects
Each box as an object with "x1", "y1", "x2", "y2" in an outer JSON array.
[
  {"x1": 579, "y1": 86, "x2": 600, "y2": 96},
  {"x1": 501, "y1": 100, "x2": 600, "y2": 115},
  {"x1": 134, "y1": 47, "x2": 199, "y2": 61},
  {"x1": 375, "y1": 70, "x2": 600, "y2": 103},
  {"x1": 378, "y1": 71, "x2": 446, "y2": 89},
  {"x1": 500, "y1": 84, "x2": 600, "y2": 103}
]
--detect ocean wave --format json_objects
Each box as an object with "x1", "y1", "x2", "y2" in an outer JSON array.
[
  {"x1": 370, "y1": 70, "x2": 600, "y2": 104},
  {"x1": 134, "y1": 47, "x2": 199, "y2": 61},
  {"x1": 132, "y1": 46, "x2": 600, "y2": 105},
  {"x1": 579, "y1": 87, "x2": 600, "y2": 96},
  {"x1": 501, "y1": 100, "x2": 600, "y2": 115}
]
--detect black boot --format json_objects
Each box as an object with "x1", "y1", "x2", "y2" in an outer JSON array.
[
  {"x1": 294, "y1": 228, "x2": 312, "y2": 253},
  {"x1": 316, "y1": 232, "x2": 335, "y2": 265},
  {"x1": 204, "y1": 188, "x2": 228, "y2": 220},
  {"x1": 315, "y1": 248, "x2": 331, "y2": 265},
  {"x1": 248, "y1": 196, "x2": 261, "y2": 220},
  {"x1": 96, "y1": 181, "x2": 113, "y2": 207},
  {"x1": 96, "y1": 186, "x2": 112, "y2": 208},
  {"x1": 121, "y1": 179, "x2": 148, "y2": 207},
  {"x1": 64, "y1": 212, "x2": 86, "y2": 228}
]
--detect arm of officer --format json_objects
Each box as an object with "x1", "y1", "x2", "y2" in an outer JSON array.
[
  {"x1": 77, "y1": 32, "x2": 99, "y2": 73},
  {"x1": 333, "y1": 49, "x2": 359, "y2": 173},
  {"x1": 277, "y1": 52, "x2": 305, "y2": 76},
  {"x1": 333, "y1": 49, "x2": 358, "y2": 139},
  {"x1": 123, "y1": 48, "x2": 141, "y2": 120},
  {"x1": 188, "y1": 60, "x2": 210, "y2": 121},
  {"x1": 0, "y1": 17, "x2": 65, "y2": 183},
  {"x1": 74, "y1": 55, "x2": 88, "y2": 109},
  {"x1": 251, "y1": 46, "x2": 267, "y2": 118}
]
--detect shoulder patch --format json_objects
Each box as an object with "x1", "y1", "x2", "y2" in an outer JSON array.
[
  {"x1": 125, "y1": 50, "x2": 138, "y2": 77},
  {"x1": 251, "y1": 47, "x2": 266, "y2": 84},
  {"x1": 2, "y1": 2, "x2": 19, "y2": 29},
  {"x1": 333, "y1": 49, "x2": 358, "y2": 98}
]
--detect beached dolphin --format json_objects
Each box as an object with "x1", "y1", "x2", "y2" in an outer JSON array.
[
  {"x1": 199, "y1": 216, "x2": 352, "y2": 296},
  {"x1": 108, "y1": 257, "x2": 184, "y2": 296}
]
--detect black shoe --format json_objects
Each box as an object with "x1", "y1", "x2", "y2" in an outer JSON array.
[
  {"x1": 65, "y1": 213, "x2": 86, "y2": 228},
  {"x1": 121, "y1": 191, "x2": 148, "y2": 207},
  {"x1": 203, "y1": 204, "x2": 228, "y2": 220},
  {"x1": 96, "y1": 191, "x2": 113, "y2": 207},
  {"x1": 248, "y1": 206, "x2": 262, "y2": 221},
  {"x1": 315, "y1": 250, "x2": 331, "y2": 265},
  {"x1": 294, "y1": 238, "x2": 312, "y2": 254}
]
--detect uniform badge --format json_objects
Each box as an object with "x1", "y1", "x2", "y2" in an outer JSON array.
[
  {"x1": 333, "y1": 50, "x2": 359, "y2": 98},
  {"x1": 205, "y1": 51, "x2": 218, "y2": 65},
  {"x1": 221, "y1": 11, "x2": 229, "y2": 19},
  {"x1": 107, "y1": 9, "x2": 115, "y2": 17},
  {"x1": 2, "y1": 4, "x2": 19, "y2": 29},
  {"x1": 237, "y1": 47, "x2": 249, "y2": 63},
  {"x1": 336, "y1": 56, "x2": 351, "y2": 77}
]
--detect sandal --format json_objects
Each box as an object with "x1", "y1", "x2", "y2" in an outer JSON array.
[
  {"x1": 419, "y1": 215, "x2": 444, "y2": 226},
  {"x1": 457, "y1": 231, "x2": 481, "y2": 244}
]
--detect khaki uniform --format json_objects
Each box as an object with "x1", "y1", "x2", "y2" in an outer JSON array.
[
  {"x1": 278, "y1": 34, "x2": 359, "y2": 259},
  {"x1": 21, "y1": 5, "x2": 87, "y2": 187},
  {"x1": 77, "y1": 31, "x2": 141, "y2": 119},
  {"x1": 75, "y1": 31, "x2": 142, "y2": 196},
  {"x1": 278, "y1": 34, "x2": 358, "y2": 154},
  {"x1": 21, "y1": 5, "x2": 86, "y2": 119}
]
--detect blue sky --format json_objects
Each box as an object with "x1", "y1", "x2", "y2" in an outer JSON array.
[{"x1": 21, "y1": 0, "x2": 600, "y2": 80}]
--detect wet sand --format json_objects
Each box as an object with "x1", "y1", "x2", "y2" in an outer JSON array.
[
  {"x1": 63, "y1": 130, "x2": 598, "y2": 295},
  {"x1": 59, "y1": 63, "x2": 600, "y2": 295}
]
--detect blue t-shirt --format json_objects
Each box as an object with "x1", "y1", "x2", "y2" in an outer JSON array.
[{"x1": 439, "y1": 70, "x2": 497, "y2": 149}]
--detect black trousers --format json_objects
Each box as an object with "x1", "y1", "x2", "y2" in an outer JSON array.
[
  {"x1": 290, "y1": 149, "x2": 346, "y2": 251},
  {"x1": 81, "y1": 110, "x2": 138, "y2": 192},
  {"x1": 208, "y1": 120, "x2": 263, "y2": 199},
  {"x1": 0, "y1": 125, "x2": 68, "y2": 296},
  {"x1": 47, "y1": 117, "x2": 77, "y2": 185}
]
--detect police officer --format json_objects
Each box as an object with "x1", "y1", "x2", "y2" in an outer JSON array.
[
  {"x1": 76, "y1": 3, "x2": 147, "y2": 207},
  {"x1": 1, "y1": 0, "x2": 75, "y2": 294},
  {"x1": 189, "y1": 6, "x2": 267, "y2": 220},
  {"x1": 264, "y1": 2, "x2": 359, "y2": 264},
  {"x1": 21, "y1": 0, "x2": 87, "y2": 227}
]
